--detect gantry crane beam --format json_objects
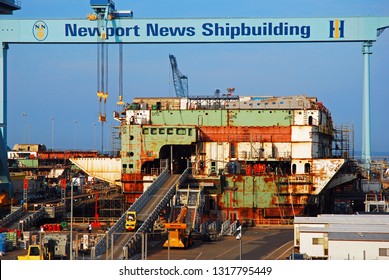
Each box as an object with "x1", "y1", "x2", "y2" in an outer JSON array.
[{"x1": 0, "y1": 14, "x2": 388, "y2": 200}]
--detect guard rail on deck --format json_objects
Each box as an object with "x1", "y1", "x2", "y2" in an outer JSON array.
[
  {"x1": 123, "y1": 168, "x2": 191, "y2": 260},
  {"x1": 220, "y1": 219, "x2": 231, "y2": 235},
  {"x1": 228, "y1": 220, "x2": 238, "y2": 235},
  {"x1": 1, "y1": 206, "x2": 24, "y2": 227},
  {"x1": 199, "y1": 220, "x2": 221, "y2": 240},
  {"x1": 204, "y1": 220, "x2": 221, "y2": 233},
  {"x1": 93, "y1": 167, "x2": 170, "y2": 257},
  {"x1": 255, "y1": 218, "x2": 294, "y2": 225}
]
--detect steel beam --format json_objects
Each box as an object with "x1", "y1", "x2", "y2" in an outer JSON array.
[{"x1": 362, "y1": 41, "x2": 372, "y2": 172}]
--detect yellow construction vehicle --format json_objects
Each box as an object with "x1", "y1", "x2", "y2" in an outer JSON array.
[
  {"x1": 17, "y1": 245, "x2": 46, "y2": 260},
  {"x1": 18, "y1": 234, "x2": 69, "y2": 260},
  {"x1": 163, "y1": 205, "x2": 193, "y2": 249},
  {"x1": 125, "y1": 211, "x2": 137, "y2": 231}
]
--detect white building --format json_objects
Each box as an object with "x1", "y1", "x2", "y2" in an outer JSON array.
[{"x1": 294, "y1": 214, "x2": 389, "y2": 260}]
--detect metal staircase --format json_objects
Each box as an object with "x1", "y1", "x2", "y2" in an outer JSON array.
[{"x1": 92, "y1": 167, "x2": 191, "y2": 259}]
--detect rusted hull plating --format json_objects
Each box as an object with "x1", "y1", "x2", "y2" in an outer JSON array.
[
  {"x1": 122, "y1": 173, "x2": 143, "y2": 203},
  {"x1": 199, "y1": 126, "x2": 291, "y2": 142},
  {"x1": 217, "y1": 174, "x2": 310, "y2": 221}
]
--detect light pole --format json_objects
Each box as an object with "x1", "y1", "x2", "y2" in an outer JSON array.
[
  {"x1": 51, "y1": 117, "x2": 55, "y2": 150},
  {"x1": 27, "y1": 124, "x2": 31, "y2": 143},
  {"x1": 236, "y1": 225, "x2": 242, "y2": 260},
  {"x1": 74, "y1": 120, "x2": 78, "y2": 150},
  {"x1": 141, "y1": 231, "x2": 148, "y2": 260},
  {"x1": 93, "y1": 123, "x2": 97, "y2": 150},
  {"x1": 22, "y1": 113, "x2": 27, "y2": 143},
  {"x1": 70, "y1": 178, "x2": 74, "y2": 260},
  {"x1": 167, "y1": 230, "x2": 171, "y2": 260}
]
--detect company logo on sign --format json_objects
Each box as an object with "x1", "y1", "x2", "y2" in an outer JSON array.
[
  {"x1": 329, "y1": 19, "x2": 344, "y2": 39},
  {"x1": 33, "y1": 21, "x2": 48, "y2": 41}
]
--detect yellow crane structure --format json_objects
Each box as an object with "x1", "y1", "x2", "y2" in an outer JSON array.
[{"x1": 163, "y1": 205, "x2": 193, "y2": 249}]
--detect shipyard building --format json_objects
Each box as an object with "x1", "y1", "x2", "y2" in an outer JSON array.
[{"x1": 294, "y1": 214, "x2": 389, "y2": 260}]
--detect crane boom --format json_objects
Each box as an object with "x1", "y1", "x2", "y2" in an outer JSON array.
[
  {"x1": 163, "y1": 205, "x2": 192, "y2": 248},
  {"x1": 169, "y1": 54, "x2": 189, "y2": 98}
]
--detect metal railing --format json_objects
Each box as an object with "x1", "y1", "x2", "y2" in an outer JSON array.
[
  {"x1": 254, "y1": 218, "x2": 294, "y2": 225},
  {"x1": 1, "y1": 206, "x2": 24, "y2": 227},
  {"x1": 21, "y1": 207, "x2": 45, "y2": 231},
  {"x1": 206, "y1": 220, "x2": 221, "y2": 233},
  {"x1": 123, "y1": 167, "x2": 191, "y2": 260},
  {"x1": 220, "y1": 219, "x2": 231, "y2": 235},
  {"x1": 228, "y1": 220, "x2": 238, "y2": 235},
  {"x1": 93, "y1": 167, "x2": 170, "y2": 257}
]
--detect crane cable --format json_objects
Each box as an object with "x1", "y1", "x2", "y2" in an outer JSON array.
[
  {"x1": 96, "y1": 18, "x2": 109, "y2": 152},
  {"x1": 117, "y1": 43, "x2": 125, "y2": 108}
]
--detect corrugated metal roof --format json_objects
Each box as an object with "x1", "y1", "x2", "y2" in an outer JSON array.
[
  {"x1": 299, "y1": 224, "x2": 389, "y2": 234},
  {"x1": 329, "y1": 232, "x2": 389, "y2": 241},
  {"x1": 295, "y1": 214, "x2": 389, "y2": 225}
]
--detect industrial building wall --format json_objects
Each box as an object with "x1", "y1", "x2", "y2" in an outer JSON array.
[
  {"x1": 328, "y1": 240, "x2": 389, "y2": 260},
  {"x1": 299, "y1": 232, "x2": 327, "y2": 258},
  {"x1": 294, "y1": 223, "x2": 327, "y2": 247}
]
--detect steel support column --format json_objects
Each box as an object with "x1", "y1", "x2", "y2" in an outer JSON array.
[
  {"x1": 1, "y1": 43, "x2": 7, "y2": 143},
  {"x1": 0, "y1": 43, "x2": 11, "y2": 198},
  {"x1": 362, "y1": 41, "x2": 372, "y2": 172}
]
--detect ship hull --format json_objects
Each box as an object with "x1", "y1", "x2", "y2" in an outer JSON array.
[{"x1": 115, "y1": 94, "x2": 355, "y2": 222}]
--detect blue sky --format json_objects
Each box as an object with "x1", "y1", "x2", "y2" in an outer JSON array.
[{"x1": 2, "y1": 0, "x2": 389, "y2": 154}]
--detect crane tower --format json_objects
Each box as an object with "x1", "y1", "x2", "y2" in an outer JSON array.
[
  {"x1": 89, "y1": 0, "x2": 133, "y2": 152},
  {"x1": 169, "y1": 54, "x2": 189, "y2": 98}
]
